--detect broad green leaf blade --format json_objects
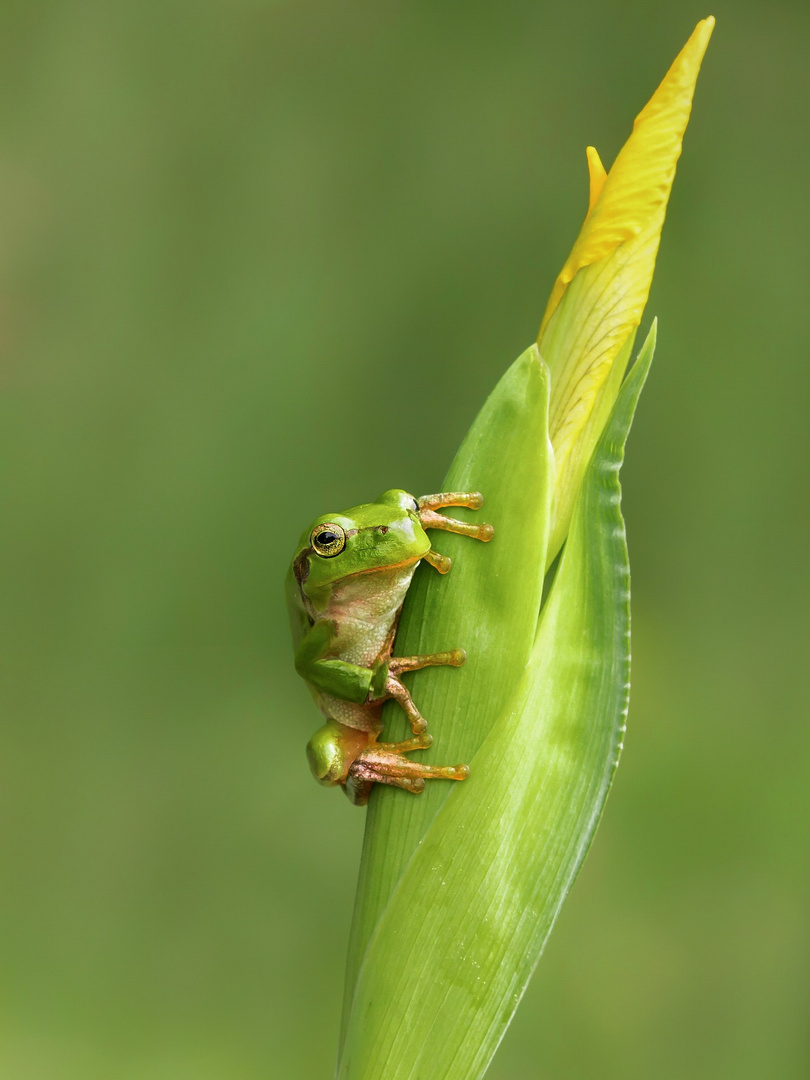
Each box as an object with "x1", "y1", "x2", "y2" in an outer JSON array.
[
  {"x1": 339, "y1": 325, "x2": 656, "y2": 1080},
  {"x1": 342, "y1": 345, "x2": 554, "y2": 1040}
]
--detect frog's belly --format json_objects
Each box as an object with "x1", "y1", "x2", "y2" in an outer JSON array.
[
  {"x1": 336, "y1": 611, "x2": 394, "y2": 668},
  {"x1": 314, "y1": 563, "x2": 417, "y2": 732},
  {"x1": 317, "y1": 613, "x2": 394, "y2": 732},
  {"x1": 317, "y1": 692, "x2": 382, "y2": 733}
]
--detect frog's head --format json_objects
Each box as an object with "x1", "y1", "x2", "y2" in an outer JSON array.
[{"x1": 292, "y1": 488, "x2": 430, "y2": 600}]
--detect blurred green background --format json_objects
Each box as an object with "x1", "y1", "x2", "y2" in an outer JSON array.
[{"x1": 2, "y1": 1, "x2": 808, "y2": 1077}]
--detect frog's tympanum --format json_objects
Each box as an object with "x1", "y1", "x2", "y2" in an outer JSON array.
[{"x1": 287, "y1": 489, "x2": 493, "y2": 804}]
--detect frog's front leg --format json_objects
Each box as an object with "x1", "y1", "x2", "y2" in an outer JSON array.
[
  {"x1": 371, "y1": 649, "x2": 466, "y2": 735},
  {"x1": 417, "y1": 491, "x2": 493, "y2": 574}
]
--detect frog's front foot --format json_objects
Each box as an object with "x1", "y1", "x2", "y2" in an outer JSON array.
[
  {"x1": 418, "y1": 492, "x2": 493, "y2": 574},
  {"x1": 373, "y1": 649, "x2": 466, "y2": 734},
  {"x1": 345, "y1": 730, "x2": 469, "y2": 805}
]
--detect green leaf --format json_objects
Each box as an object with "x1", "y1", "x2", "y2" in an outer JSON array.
[
  {"x1": 342, "y1": 343, "x2": 554, "y2": 1033},
  {"x1": 338, "y1": 322, "x2": 657, "y2": 1080}
]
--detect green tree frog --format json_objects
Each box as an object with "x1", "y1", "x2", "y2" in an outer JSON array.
[{"x1": 287, "y1": 489, "x2": 493, "y2": 805}]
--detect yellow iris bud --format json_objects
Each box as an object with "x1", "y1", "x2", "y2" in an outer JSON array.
[{"x1": 539, "y1": 17, "x2": 715, "y2": 561}]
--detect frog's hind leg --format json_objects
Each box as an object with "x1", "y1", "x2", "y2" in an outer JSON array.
[
  {"x1": 344, "y1": 731, "x2": 469, "y2": 805},
  {"x1": 357, "y1": 751, "x2": 469, "y2": 787},
  {"x1": 383, "y1": 650, "x2": 465, "y2": 735}
]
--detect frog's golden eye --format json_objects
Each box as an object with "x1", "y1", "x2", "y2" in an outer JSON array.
[{"x1": 311, "y1": 523, "x2": 346, "y2": 558}]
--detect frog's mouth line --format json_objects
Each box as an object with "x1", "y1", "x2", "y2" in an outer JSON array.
[{"x1": 332, "y1": 551, "x2": 427, "y2": 584}]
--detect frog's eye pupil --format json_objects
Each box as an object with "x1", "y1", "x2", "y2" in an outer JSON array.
[{"x1": 311, "y1": 523, "x2": 346, "y2": 558}]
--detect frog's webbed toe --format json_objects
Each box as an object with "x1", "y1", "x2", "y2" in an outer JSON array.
[
  {"x1": 424, "y1": 548, "x2": 452, "y2": 574},
  {"x1": 418, "y1": 491, "x2": 485, "y2": 511}
]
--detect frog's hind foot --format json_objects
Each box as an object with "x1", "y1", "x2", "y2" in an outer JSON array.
[
  {"x1": 418, "y1": 491, "x2": 494, "y2": 547},
  {"x1": 344, "y1": 732, "x2": 469, "y2": 805}
]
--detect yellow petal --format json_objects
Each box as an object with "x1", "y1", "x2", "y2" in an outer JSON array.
[
  {"x1": 540, "y1": 16, "x2": 715, "y2": 337},
  {"x1": 538, "y1": 17, "x2": 714, "y2": 562},
  {"x1": 586, "y1": 146, "x2": 607, "y2": 215}
]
